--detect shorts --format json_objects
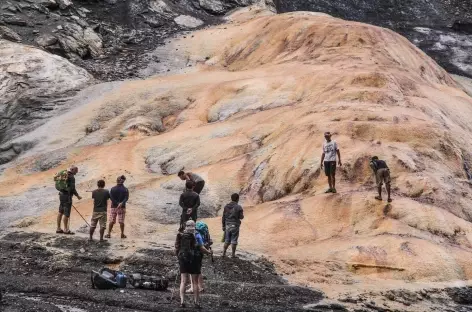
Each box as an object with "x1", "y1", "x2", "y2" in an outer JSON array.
[
  {"x1": 225, "y1": 225, "x2": 240, "y2": 245},
  {"x1": 91, "y1": 212, "x2": 107, "y2": 228},
  {"x1": 58, "y1": 193, "x2": 72, "y2": 217},
  {"x1": 324, "y1": 161, "x2": 337, "y2": 177},
  {"x1": 109, "y1": 207, "x2": 126, "y2": 224},
  {"x1": 376, "y1": 168, "x2": 391, "y2": 187},
  {"x1": 194, "y1": 180, "x2": 205, "y2": 194},
  {"x1": 178, "y1": 254, "x2": 202, "y2": 274}
]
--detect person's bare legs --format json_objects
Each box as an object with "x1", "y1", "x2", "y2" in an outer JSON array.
[
  {"x1": 327, "y1": 175, "x2": 333, "y2": 191},
  {"x1": 223, "y1": 242, "x2": 230, "y2": 257},
  {"x1": 332, "y1": 174, "x2": 336, "y2": 191},
  {"x1": 89, "y1": 226, "x2": 96, "y2": 241},
  {"x1": 57, "y1": 213, "x2": 63, "y2": 232},
  {"x1": 106, "y1": 222, "x2": 114, "y2": 238},
  {"x1": 198, "y1": 274, "x2": 204, "y2": 292},
  {"x1": 191, "y1": 274, "x2": 200, "y2": 306},
  {"x1": 180, "y1": 273, "x2": 188, "y2": 305},
  {"x1": 231, "y1": 244, "x2": 237, "y2": 258},
  {"x1": 386, "y1": 183, "x2": 392, "y2": 202},
  {"x1": 99, "y1": 227, "x2": 106, "y2": 241},
  {"x1": 120, "y1": 223, "x2": 126, "y2": 238},
  {"x1": 63, "y1": 216, "x2": 70, "y2": 232}
]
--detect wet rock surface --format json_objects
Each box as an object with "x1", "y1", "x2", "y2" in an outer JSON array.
[
  {"x1": 274, "y1": 0, "x2": 472, "y2": 78},
  {"x1": 0, "y1": 231, "x2": 323, "y2": 311},
  {"x1": 0, "y1": 0, "x2": 259, "y2": 82}
]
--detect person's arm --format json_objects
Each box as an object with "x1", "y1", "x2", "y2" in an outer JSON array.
[
  {"x1": 179, "y1": 193, "x2": 185, "y2": 209},
  {"x1": 320, "y1": 152, "x2": 325, "y2": 169},
  {"x1": 121, "y1": 187, "x2": 129, "y2": 206},
  {"x1": 222, "y1": 207, "x2": 226, "y2": 231},
  {"x1": 109, "y1": 188, "x2": 117, "y2": 206},
  {"x1": 174, "y1": 233, "x2": 181, "y2": 256},
  {"x1": 199, "y1": 245, "x2": 212, "y2": 255},
  {"x1": 336, "y1": 147, "x2": 342, "y2": 166},
  {"x1": 239, "y1": 205, "x2": 244, "y2": 220}
]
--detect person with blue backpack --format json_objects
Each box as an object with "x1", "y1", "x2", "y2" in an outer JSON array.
[{"x1": 185, "y1": 221, "x2": 213, "y2": 294}]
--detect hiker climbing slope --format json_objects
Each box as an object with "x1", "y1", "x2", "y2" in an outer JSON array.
[
  {"x1": 90, "y1": 179, "x2": 110, "y2": 241},
  {"x1": 222, "y1": 193, "x2": 244, "y2": 258},
  {"x1": 179, "y1": 180, "x2": 200, "y2": 231},
  {"x1": 178, "y1": 171, "x2": 205, "y2": 194},
  {"x1": 370, "y1": 156, "x2": 393, "y2": 203},
  {"x1": 320, "y1": 132, "x2": 342, "y2": 193},
  {"x1": 55, "y1": 165, "x2": 82, "y2": 235},
  {"x1": 106, "y1": 175, "x2": 129, "y2": 239}
]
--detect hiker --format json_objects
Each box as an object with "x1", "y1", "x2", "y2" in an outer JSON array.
[
  {"x1": 187, "y1": 221, "x2": 213, "y2": 293},
  {"x1": 222, "y1": 193, "x2": 244, "y2": 258},
  {"x1": 175, "y1": 220, "x2": 212, "y2": 309},
  {"x1": 56, "y1": 166, "x2": 82, "y2": 235},
  {"x1": 179, "y1": 180, "x2": 200, "y2": 231},
  {"x1": 178, "y1": 171, "x2": 205, "y2": 194},
  {"x1": 320, "y1": 132, "x2": 342, "y2": 193},
  {"x1": 106, "y1": 175, "x2": 129, "y2": 239},
  {"x1": 370, "y1": 156, "x2": 393, "y2": 202},
  {"x1": 90, "y1": 179, "x2": 110, "y2": 241}
]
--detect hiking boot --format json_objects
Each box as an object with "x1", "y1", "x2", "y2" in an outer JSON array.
[
  {"x1": 194, "y1": 303, "x2": 202, "y2": 309},
  {"x1": 324, "y1": 188, "x2": 332, "y2": 193},
  {"x1": 331, "y1": 188, "x2": 337, "y2": 193}
]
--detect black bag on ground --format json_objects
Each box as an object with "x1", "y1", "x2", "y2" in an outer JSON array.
[
  {"x1": 91, "y1": 268, "x2": 127, "y2": 289},
  {"x1": 128, "y1": 273, "x2": 169, "y2": 291}
]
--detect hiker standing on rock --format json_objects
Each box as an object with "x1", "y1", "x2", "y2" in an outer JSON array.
[
  {"x1": 370, "y1": 156, "x2": 393, "y2": 203},
  {"x1": 179, "y1": 180, "x2": 200, "y2": 231},
  {"x1": 90, "y1": 179, "x2": 110, "y2": 242},
  {"x1": 106, "y1": 175, "x2": 129, "y2": 239},
  {"x1": 178, "y1": 171, "x2": 205, "y2": 194},
  {"x1": 222, "y1": 193, "x2": 244, "y2": 258},
  {"x1": 174, "y1": 220, "x2": 212, "y2": 309},
  {"x1": 320, "y1": 132, "x2": 342, "y2": 193},
  {"x1": 55, "y1": 166, "x2": 82, "y2": 235}
]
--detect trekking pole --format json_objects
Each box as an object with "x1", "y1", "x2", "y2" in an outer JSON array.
[{"x1": 72, "y1": 204, "x2": 91, "y2": 227}]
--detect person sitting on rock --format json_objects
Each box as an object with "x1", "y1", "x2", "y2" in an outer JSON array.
[
  {"x1": 105, "y1": 175, "x2": 129, "y2": 239},
  {"x1": 179, "y1": 180, "x2": 200, "y2": 232},
  {"x1": 320, "y1": 132, "x2": 342, "y2": 193},
  {"x1": 222, "y1": 193, "x2": 244, "y2": 258},
  {"x1": 90, "y1": 179, "x2": 110, "y2": 242},
  {"x1": 370, "y1": 156, "x2": 392, "y2": 202},
  {"x1": 178, "y1": 170, "x2": 205, "y2": 194},
  {"x1": 56, "y1": 166, "x2": 82, "y2": 235}
]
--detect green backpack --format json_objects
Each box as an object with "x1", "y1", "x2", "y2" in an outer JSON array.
[{"x1": 54, "y1": 170, "x2": 69, "y2": 192}]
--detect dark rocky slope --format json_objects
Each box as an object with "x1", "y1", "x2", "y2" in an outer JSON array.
[{"x1": 274, "y1": 0, "x2": 472, "y2": 77}]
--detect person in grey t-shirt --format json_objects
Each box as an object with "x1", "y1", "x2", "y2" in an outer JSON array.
[
  {"x1": 320, "y1": 132, "x2": 342, "y2": 193},
  {"x1": 178, "y1": 170, "x2": 205, "y2": 194}
]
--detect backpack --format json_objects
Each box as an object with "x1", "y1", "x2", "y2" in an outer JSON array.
[
  {"x1": 178, "y1": 232, "x2": 196, "y2": 263},
  {"x1": 128, "y1": 273, "x2": 169, "y2": 291},
  {"x1": 196, "y1": 221, "x2": 212, "y2": 249},
  {"x1": 91, "y1": 268, "x2": 127, "y2": 289},
  {"x1": 54, "y1": 170, "x2": 69, "y2": 192}
]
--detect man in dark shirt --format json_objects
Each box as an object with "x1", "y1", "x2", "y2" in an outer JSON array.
[
  {"x1": 106, "y1": 175, "x2": 129, "y2": 239},
  {"x1": 56, "y1": 166, "x2": 82, "y2": 235},
  {"x1": 178, "y1": 180, "x2": 200, "y2": 231},
  {"x1": 370, "y1": 156, "x2": 392, "y2": 202},
  {"x1": 222, "y1": 193, "x2": 244, "y2": 258},
  {"x1": 90, "y1": 180, "x2": 110, "y2": 241}
]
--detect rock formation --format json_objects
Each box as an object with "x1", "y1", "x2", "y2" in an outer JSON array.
[
  {"x1": 2, "y1": 5, "x2": 472, "y2": 312},
  {"x1": 274, "y1": 0, "x2": 472, "y2": 78}
]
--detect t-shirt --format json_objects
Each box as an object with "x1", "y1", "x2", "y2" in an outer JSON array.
[
  {"x1": 110, "y1": 184, "x2": 129, "y2": 208},
  {"x1": 322, "y1": 140, "x2": 338, "y2": 162},
  {"x1": 189, "y1": 173, "x2": 204, "y2": 183},
  {"x1": 370, "y1": 159, "x2": 388, "y2": 172},
  {"x1": 195, "y1": 232, "x2": 204, "y2": 247},
  {"x1": 92, "y1": 188, "x2": 110, "y2": 212}
]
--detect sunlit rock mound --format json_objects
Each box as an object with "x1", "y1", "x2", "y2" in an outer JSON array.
[{"x1": 2, "y1": 9, "x2": 472, "y2": 288}]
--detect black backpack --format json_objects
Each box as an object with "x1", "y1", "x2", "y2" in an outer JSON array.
[
  {"x1": 91, "y1": 268, "x2": 127, "y2": 289},
  {"x1": 178, "y1": 232, "x2": 196, "y2": 263}
]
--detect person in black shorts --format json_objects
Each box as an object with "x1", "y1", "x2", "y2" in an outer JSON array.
[
  {"x1": 320, "y1": 132, "x2": 342, "y2": 193},
  {"x1": 175, "y1": 220, "x2": 212, "y2": 309}
]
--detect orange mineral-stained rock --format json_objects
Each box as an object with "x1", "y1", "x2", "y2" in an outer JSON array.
[{"x1": 2, "y1": 8, "x2": 472, "y2": 289}]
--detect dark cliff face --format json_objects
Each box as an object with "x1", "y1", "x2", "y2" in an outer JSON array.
[{"x1": 274, "y1": 0, "x2": 472, "y2": 77}]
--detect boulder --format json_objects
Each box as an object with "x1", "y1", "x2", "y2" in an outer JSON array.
[
  {"x1": 0, "y1": 26, "x2": 22, "y2": 42},
  {"x1": 174, "y1": 15, "x2": 204, "y2": 29},
  {"x1": 56, "y1": 23, "x2": 103, "y2": 58},
  {"x1": 57, "y1": 0, "x2": 72, "y2": 10},
  {"x1": 34, "y1": 0, "x2": 58, "y2": 9},
  {"x1": 35, "y1": 33, "x2": 58, "y2": 46},
  {"x1": 0, "y1": 40, "x2": 92, "y2": 152},
  {"x1": 199, "y1": 0, "x2": 226, "y2": 15}
]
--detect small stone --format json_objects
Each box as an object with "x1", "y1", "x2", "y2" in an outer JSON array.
[
  {"x1": 79, "y1": 248, "x2": 85, "y2": 253},
  {"x1": 0, "y1": 26, "x2": 22, "y2": 42}
]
